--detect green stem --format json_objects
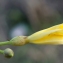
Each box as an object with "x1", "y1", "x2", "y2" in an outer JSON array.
[
  {"x1": 0, "y1": 41, "x2": 11, "y2": 46},
  {"x1": 0, "y1": 50, "x2": 4, "y2": 54}
]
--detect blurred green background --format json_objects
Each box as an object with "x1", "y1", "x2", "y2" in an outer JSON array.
[{"x1": 0, "y1": 0, "x2": 63, "y2": 63}]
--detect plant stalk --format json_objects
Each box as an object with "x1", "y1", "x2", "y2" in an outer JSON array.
[
  {"x1": 0, "y1": 50, "x2": 4, "y2": 54},
  {"x1": 0, "y1": 41, "x2": 11, "y2": 46}
]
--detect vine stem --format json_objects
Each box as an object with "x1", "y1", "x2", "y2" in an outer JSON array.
[
  {"x1": 0, "y1": 41, "x2": 11, "y2": 46},
  {"x1": 0, "y1": 50, "x2": 4, "y2": 54}
]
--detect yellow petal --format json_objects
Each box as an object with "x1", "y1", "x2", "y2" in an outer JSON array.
[{"x1": 27, "y1": 23, "x2": 63, "y2": 45}]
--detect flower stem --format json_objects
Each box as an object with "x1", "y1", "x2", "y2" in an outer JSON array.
[
  {"x1": 0, "y1": 41, "x2": 11, "y2": 46},
  {"x1": 0, "y1": 50, "x2": 4, "y2": 54}
]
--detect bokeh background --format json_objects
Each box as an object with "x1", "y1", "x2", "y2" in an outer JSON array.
[{"x1": 0, "y1": 0, "x2": 63, "y2": 63}]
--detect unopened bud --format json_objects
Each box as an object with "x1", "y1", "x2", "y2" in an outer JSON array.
[{"x1": 4, "y1": 48, "x2": 14, "y2": 58}]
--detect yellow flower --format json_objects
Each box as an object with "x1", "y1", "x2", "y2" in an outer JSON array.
[{"x1": 27, "y1": 23, "x2": 63, "y2": 45}]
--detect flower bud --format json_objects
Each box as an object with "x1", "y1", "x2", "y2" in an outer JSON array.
[{"x1": 4, "y1": 48, "x2": 14, "y2": 58}]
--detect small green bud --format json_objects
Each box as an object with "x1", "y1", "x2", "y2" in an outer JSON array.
[
  {"x1": 4, "y1": 48, "x2": 14, "y2": 58},
  {"x1": 10, "y1": 36, "x2": 28, "y2": 46}
]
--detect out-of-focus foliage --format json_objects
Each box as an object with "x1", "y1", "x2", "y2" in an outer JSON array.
[{"x1": 0, "y1": 0, "x2": 63, "y2": 63}]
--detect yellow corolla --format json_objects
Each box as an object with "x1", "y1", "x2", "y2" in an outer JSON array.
[
  {"x1": 27, "y1": 23, "x2": 63, "y2": 45},
  {"x1": 5, "y1": 23, "x2": 63, "y2": 46}
]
